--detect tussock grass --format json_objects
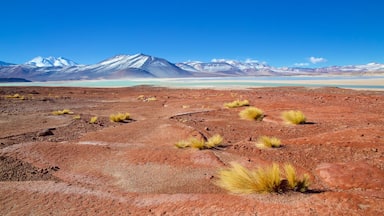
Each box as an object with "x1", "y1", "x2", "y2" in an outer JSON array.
[
  {"x1": 175, "y1": 134, "x2": 224, "y2": 150},
  {"x1": 52, "y1": 109, "x2": 73, "y2": 115},
  {"x1": 89, "y1": 116, "x2": 98, "y2": 124},
  {"x1": 281, "y1": 110, "x2": 306, "y2": 125},
  {"x1": 239, "y1": 107, "x2": 264, "y2": 121},
  {"x1": 216, "y1": 163, "x2": 310, "y2": 194},
  {"x1": 73, "y1": 115, "x2": 81, "y2": 120},
  {"x1": 6, "y1": 93, "x2": 25, "y2": 100},
  {"x1": 206, "y1": 134, "x2": 224, "y2": 149},
  {"x1": 109, "y1": 112, "x2": 130, "y2": 122},
  {"x1": 224, "y1": 99, "x2": 250, "y2": 108},
  {"x1": 137, "y1": 95, "x2": 157, "y2": 102},
  {"x1": 256, "y1": 136, "x2": 281, "y2": 149},
  {"x1": 284, "y1": 164, "x2": 310, "y2": 192}
]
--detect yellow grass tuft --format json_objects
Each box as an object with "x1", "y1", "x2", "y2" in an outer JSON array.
[
  {"x1": 109, "y1": 112, "x2": 130, "y2": 122},
  {"x1": 52, "y1": 109, "x2": 74, "y2": 115},
  {"x1": 205, "y1": 134, "x2": 224, "y2": 148},
  {"x1": 281, "y1": 110, "x2": 306, "y2": 125},
  {"x1": 89, "y1": 116, "x2": 98, "y2": 124},
  {"x1": 137, "y1": 95, "x2": 157, "y2": 102},
  {"x1": 216, "y1": 163, "x2": 310, "y2": 194},
  {"x1": 239, "y1": 107, "x2": 264, "y2": 121},
  {"x1": 6, "y1": 93, "x2": 25, "y2": 100},
  {"x1": 224, "y1": 99, "x2": 250, "y2": 108},
  {"x1": 216, "y1": 162, "x2": 281, "y2": 194},
  {"x1": 189, "y1": 137, "x2": 206, "y2": 149},
  {"x1": 175, "y1": 134, "x2": 224, "y2": 150},
  {"x1": 284, "y1": 164, "x2": 297, "y2": 189},
  {"x1": 256, "y1": 136, "x2": 281, "y2": 149},
  {"x1": 73, "y1": 115, "x2": 81, "y2": 120}
]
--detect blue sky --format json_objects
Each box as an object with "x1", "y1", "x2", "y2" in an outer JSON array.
[{"x1": 1, "y1": 0, "x2": 383, "y2": 67}]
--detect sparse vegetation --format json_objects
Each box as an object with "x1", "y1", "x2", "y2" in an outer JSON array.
[
  {"x1": 52, "y1": 109, "x2": 74, "y2": 115},
  {"x1": 89, "y1": 116, "x2": 98, "y2": 124},
  {"x1": 175, "y1": 134, "x2": 224, "y2": 150},
  {"x1": 281, "y1": 110, "x2": 306, "y2": 125},
  {"x1": 284, "y1": 164, "x2": 310, "y2": 192},
  {"x1": 137, "y1": 95, "x2": 157, "y2": 102},
  {"x1": 224, "y1": 99, "x2": 250, "y2": 108},
  {"x1": 6, "y1": 93, "x2": 25, "y2": 100},
  {"x1": 73, "y1": 115, "x2": 81, "y2": 120},
  {"x1": 216, "y1": 162, "x2": 310, "y2": 194},
  {"x1": 239, "y1": 107, "x2": 264, "y2": 121},
  {"x1": 109, "y1": 112, "x2": 130, "y2": 122},
  {"x1": 256, "y1": 136, "x2": 281, "y2": 149}
]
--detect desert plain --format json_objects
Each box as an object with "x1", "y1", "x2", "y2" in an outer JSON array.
[{"x1": 1, "y1": 85, "x2": 383, "y2": 215}]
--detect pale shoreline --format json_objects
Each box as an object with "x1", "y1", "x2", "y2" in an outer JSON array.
[{"x1": 1, "y1": 76, "x2": 383, "y2": 91}]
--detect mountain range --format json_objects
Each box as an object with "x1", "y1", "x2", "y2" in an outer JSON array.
[{"x1": 0, "y1": 54, "x2": 383, "y2": 81}]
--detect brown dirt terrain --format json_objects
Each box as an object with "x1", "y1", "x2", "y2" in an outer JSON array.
[{"x1": 0, "y1": 86, "x2": 383, "y2": 215}]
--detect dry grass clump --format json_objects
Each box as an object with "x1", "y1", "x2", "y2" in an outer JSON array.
[
  {"x1": 216, "y1": 162, "x2": 310, "y2": 194},
  {"x1": 6, "y1": 93, "x2": 25, "y2": 100},
  {"x1": 109, "y1": 112, "x2": 130, "y2": 122},
  {"x1": 89, "y1": 116, "x2": 98, "y2": 124},
  {"x1": 137, "y1": 95, "x2": 157, "y2": 102},
  {"x1": 239, "y1": 107, "x2": 264, "y2": 121},
  {"x1": 256, "y1": 136, "x2": 281, "y2": 149},
  {"x1": 284, "y1": 164, "x2": 310, "y2": 192},
  {"x1": 52, "y1": 109, "x2": 74, "y2": 115},
  {"x1": 73, "y1": 115, "x2": 81, "y2": 120},
  {"x1": 175, "y1": 134, "x2": 224, "y2": 150},
  {"x1": 224, "y1": 99, "x2": 250, "y2": 108},
  {"x1": 281, "y1": 110, "x2": 306, "y2": 125}
]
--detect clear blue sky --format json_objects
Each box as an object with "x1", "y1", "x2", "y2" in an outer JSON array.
[{"x1": 1, "y1": 0, "x2": 383, "y2": 67}]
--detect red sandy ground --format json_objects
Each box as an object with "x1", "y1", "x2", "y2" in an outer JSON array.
[{"x1": 0, "y1": 86, "x2": 383, "y2": 215}]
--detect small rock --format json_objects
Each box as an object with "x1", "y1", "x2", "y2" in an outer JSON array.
[
  {"x1": 51, "y1": 166, "x2": 60, "y2": 171},
  {"x1": 371, "y1": 148, "x2": 378, "y2": 152},
  {"x1": 37, "y1": 129, "x2": 54, "y2": 137},
  {"x1": 358, "y1": 204, "x2": 370, "y2": 210},
  {"x1": 204, "y1": 127, "x2": 210, "y2": 131}
]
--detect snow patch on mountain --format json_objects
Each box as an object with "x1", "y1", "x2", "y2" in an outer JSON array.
[{"x1": 25, "y1": 56, "x2": 78, "y2": 67}]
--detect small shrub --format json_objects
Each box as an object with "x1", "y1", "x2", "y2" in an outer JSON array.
[
  {"x1": 137, "y1": 95, "x2": 156, "y2": 102},
  {"x1": 216, "y1": 163, "x2": 310, "y2": 194},
  {"x1": 175, "y1": 140, "x2": 190, "y2": 148},
  {"x1": 52, "y1": 109, "x2": 73, "y2": 115},
  {"x1": 239, "y1": 107, "x2": 264, "y2": 121},
  {"x1": 73, "y1": 115, "x2": 81, "y2": 120},
  {"x1": 146, "y1": 96, "x2": 157, "y2": 101},
  {"x1": 256, "y1": 136, "x2": 281, "y2": 149},
  {"x1": 175, "y1": 134, "x2": 223, "y2": 150},
  {"x1": 205, "y1": 134, "x2": 224, "y2": 149},
  {"x1": 281, "y1": 110, "x2": 306, "y2": 125},
  {"x1": 89, "y1": 116, "x2": 98, "y2": 124},
  {"x1": 283, "y1": 164, "x2": 310, "y2": 192},
  {"x1": 189, "y1": 137, "x2": 206, "y2": 149},
  {"x1": 109, "y1": 112, "x2": 130, "y2": 122},
  {"x1": 6, "y1": 93, "x2": 25, "y2": 100},
  {"x1": 224, "y1": 99, "x2": 250, "y2": 108}
]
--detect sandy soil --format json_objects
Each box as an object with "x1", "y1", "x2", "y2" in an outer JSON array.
[{"x1": 1, "y1": 86, "x2": 383, "y2": 215}]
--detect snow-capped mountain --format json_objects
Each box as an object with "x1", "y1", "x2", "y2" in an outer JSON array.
[
  {"x1": 25, "y1": 56, "x2": 78, "y2": 67},
  {"x1": 1, "y1": 54, "x2": 384, "y2": 82},
  {"x1": 81, "y1": 53, "x2": 191, "y2": 78},
  {"x1": 178, "y1": 59, "x2": 276, "y2": 76}
]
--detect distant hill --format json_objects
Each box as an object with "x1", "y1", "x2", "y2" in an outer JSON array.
[
  {"x1": 0, "y1": 78, "x2": 31, "y2": 82},
  {"x1": 1, "y1": 54, "x2": 383, "y2": 81}
]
